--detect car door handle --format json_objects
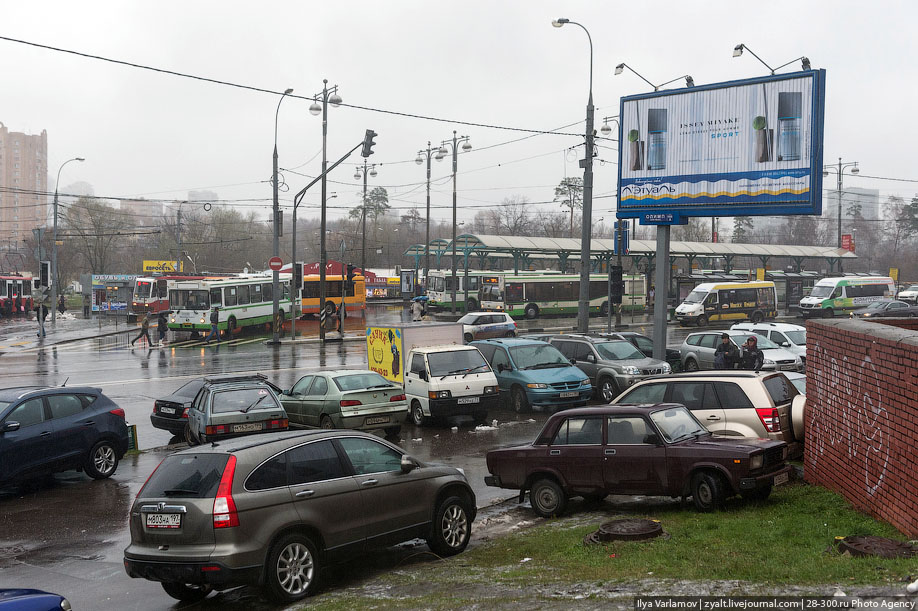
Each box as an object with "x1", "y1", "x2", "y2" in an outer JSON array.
[
  {"x1": 549, "y1": 450, "x2": 561, "y2": 456},
  {"x1": 40, "y1": 431, "x2": 52, "y2": 438},
  {"x1": 361, "y1": 479, "x2": 378, "y2": 487},
  {"x1": 604, "y1": 448, "x2": 616, "y2": 455},
  {"x1": 706, "y1": 415, "x2": 720, "y2": 421},
  {"x1": 295, "y1": 490, "x2": 315, "y2": 498},
  {"x1": 82, "y1": 420, "x2": 96, "y2": 426}
]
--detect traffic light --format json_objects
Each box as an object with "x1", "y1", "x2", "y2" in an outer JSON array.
[
  {"x1": 40, "y1": 260, "x2": 51, "y2": 288},
  {"x1": 361, "y1": 129, "x2": 377, "y2": 158},
  {"x1": 611, "y1": 265, "x2": 624, "y2": 305},
  {"x1": 346, "y1": 263, "x2": 356, "y2": 284},
  {"x1": 293, "y1": 262, "x2": 303, "y2": 290},
  {"x1": 275, "y1": 209, "x2": 283, "y2": 237}
]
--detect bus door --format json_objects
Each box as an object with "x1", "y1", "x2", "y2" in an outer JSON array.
[{"x1": 703, "y1": 292, "x2": 719, "y2": 320}]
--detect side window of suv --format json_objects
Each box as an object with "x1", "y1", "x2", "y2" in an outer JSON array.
[
  {"x1": 288, "y1": 440, "x2": 346, "y2": 485},
  {"x1": 552, "y1": 340, "x2": 575, "y2": 359},
  {"x1": 670, "y1": 382, "x2": 719, "y2": 410},
  {"x1": 620, "y1": 383, "x2": 666, "y2": 404},
  {"x1": 572, "y1": 342, "x2": 593, "y2": 362},
  {"x1": 714, "y1": 382, "x2": 754, "y2": 409},
  {"x1": 338, "y1": 437, "x2": 403, "y2": 475},
  {"x1": 491, "y1": 348, "x2": 510, "y2": 371},
  {"x1": 6, "y1": 398, "x2": 45, "y2": 428},
  {"x1": 246, "y1": 452, "x2": 287, "y2": 491},
  {"x1": 47, "y1": 394, "x2": 84, "y2": 420}
]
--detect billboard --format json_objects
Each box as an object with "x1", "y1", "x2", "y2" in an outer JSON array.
[
  {"x1": 142, "y1": 260, "x2": 183, "y2": 273},
  {"x1": 366, "y1": 326, "x2": 403, "y2": 383},
  {"x1": 617, "y1": 70, "x2": 825, "y2": 222}
]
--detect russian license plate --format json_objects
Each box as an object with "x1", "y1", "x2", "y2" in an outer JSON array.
[
  {"x1": 159, "y1": 406, "x2": 176, "y2": 415},
  {"x1": 145, "y1": 513, "x2": 181, "y2": 529},
  {"x1": 779, "y1": 364, "x2": 796, "y2": 371},
  {"x1": 365, "y1": 416, "x2": 390, "y2": 425},
  {"x1": 457, "y1": 396, "x2": 480, "y2": 405},
  {"x1": 559, "y1": 391, "x2": 578, "y2": 398},
  {"x1": 774, "y1": 472, "x2": 789, "y2": 486},
  {"x1": 233, "y1": 422, "x2": 263, "y2": 433}
]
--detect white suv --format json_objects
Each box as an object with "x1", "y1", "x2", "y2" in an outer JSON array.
[{"x1": 730, "y1": 322, "x2": 806, "y2": 364}]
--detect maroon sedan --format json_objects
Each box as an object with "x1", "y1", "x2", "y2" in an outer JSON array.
[{"x1": 485, "y1": 403, "x2": 791, "y2": 516}]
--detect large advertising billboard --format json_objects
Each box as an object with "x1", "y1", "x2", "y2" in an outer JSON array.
[{"x1": 617, "y1": 70, "x2": 825, "y2": 222}]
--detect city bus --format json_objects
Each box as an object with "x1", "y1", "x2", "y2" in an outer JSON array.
[
  {"x1": 168, "y1": 275, "x2": 291, "y2": 336},
  {"x1": 478, "y1": 273, "x2": 646, "y2": 319},
  {"x1": 799, "y1": 276, "x2": 895, "y2": 318},
  {"x1": 428, "y1": 270, "x2": 564, "y2": 313},
  {"x1": 298, "y1": 274, "x2": 366, "y2": 316}
]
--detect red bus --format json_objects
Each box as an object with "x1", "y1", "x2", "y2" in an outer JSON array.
[
  {"x1": 131, "y1": 275, "x2": 226, "y2": 314},
  {"x1": 0, "y1": 274, "x2": 34, "y2": 316}
]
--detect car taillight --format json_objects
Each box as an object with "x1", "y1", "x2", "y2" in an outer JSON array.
[
  {"x1": 152, "y1": 402, "x2": 159, "y2": 413},
  {"x1": 181, "y1": 408, "x2": 189, "y2": 418},
  {"x1": 390, "y1": 394, "x2": 406, "y2": 402},
  {"x1": 265, "y1": 419, "x2": 288, "y2": 430},
  {"x1": 340, "y1": 400, "x2": 362, "y2": 407},
  {"x1": 755, "y1": 408, "x2": 781, "y2": 433},
  {"x1": 206, "y1": 424, "x2": 227, "y2": 436},
  {"x1": 213, "y1": 455, "x2": 239, "y2": 529},
  {"x1": 110, "y1": 408, "x2": 126, "y2": 419}
]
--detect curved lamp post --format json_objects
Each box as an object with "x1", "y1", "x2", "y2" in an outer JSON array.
[
  {"x1": 435, "y1": 132, "x2": 472, "y2": 313},
  {"x1": 52, "y1": 156, "x2": 84, "y2": 324},
  {"x1": 823, "y1": 158, "x2": 860, "y2": 249},
  {"x1": 354, "y1": 162, "x2": 378, "y2": 275},
  {"x1": 270, "y1": 88, "x2": 293, "y2": 344},
  {"x1": 416, "y1": 142, "x2": 439, "y2": 289}
]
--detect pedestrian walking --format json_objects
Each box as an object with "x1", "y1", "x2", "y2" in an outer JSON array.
[
  {"x1": 411, "y1": 299, "x2": 423, "y2": 322},
  {"x1": 739, "y1": 335, "x2": 764, "y2": 371},
  {"x1": 713, "y1": 333, "x2": 739, "y2": 369},
  {"x1": 131, "y1": 313, "x2": 153, "y2": 347},
  {"x1": 156, "y1": 312, "x2": 168, "y2": 345},
  {"x1": 204, "y1": 306, "x2": 220, "y2": 344},
  {"x1": 35, "y1": 302, "x2": 48, "y2": 338},
  {"x1": 14, "y1": 294, "x2": 22, "y2": 317},
  {"x1": 58, "y1": 294, "x2": 66, "y2": 315}
]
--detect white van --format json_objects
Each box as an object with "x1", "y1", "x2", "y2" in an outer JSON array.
[
  {"x1": 675, "y1": 281, "x2": 777, "y2": 327},
  {"x1": 799, "y1": 276, "x2": 895, "y2": 318}
]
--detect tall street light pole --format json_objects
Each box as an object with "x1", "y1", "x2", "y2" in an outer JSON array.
[
  {"x1": 823, "y1": 158, "x2": 859, "y2": 248},
  {"x1": 436, "y1": 132, "x2": 471, "y2": 314},
  {"x1": 416, "y1": 142, "x2": 438, "y2": 287},
  {"x1": 553, "y1": 17, "x2": 595, "y2": 333},
  {"x1": 270, "y1": 88, "x2": 293, "y2": 345},
  {"x1": 52, "y1": 156, "x2": 84, "y2": 325},
  {"x1": 600, "y1": 116, "x2": 623, "y2": 328},
  {"x1": 354, "y1": 162, "x2": 377, "y2": 274},
  {"x1": 309, "y1": 80, "x2": 343, "y2": 341}
]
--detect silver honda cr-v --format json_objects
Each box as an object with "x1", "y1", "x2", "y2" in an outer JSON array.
[{"x1": 124, "y1": 429, "x2": 476, "y2": 603}]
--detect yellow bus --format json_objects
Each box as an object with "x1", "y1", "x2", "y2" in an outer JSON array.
[
  {"x1": 298, "y1": 274, "x2": 366, "y2": 316},
  {"x1": 675, "y1": 281, "x2": 777, "y2": 326}
]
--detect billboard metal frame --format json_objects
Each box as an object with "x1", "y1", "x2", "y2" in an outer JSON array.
[{"x1": 616, "y1": 69, "x2": 826, "y2": 224}]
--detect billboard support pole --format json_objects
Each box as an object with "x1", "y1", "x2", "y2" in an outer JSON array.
[{"x1": 652, "y1": 225, "x2": 671, "y2": 361}]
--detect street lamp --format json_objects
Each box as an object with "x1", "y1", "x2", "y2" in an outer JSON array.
[
  {"x1": 416, "y1": 142, "x2": 439, "y2": 290},
  {"x1": 732, "y1": 44, "x2": 811, "y2": 74},
  {"x1": 354, "y1": 162, "x2": 378, "y2": 275},
  {"x1": 600, "y1": 115, "x2": 626, "y2": 330},
  {"x1": 52, "y1": 156, "x2": 84, "y2": 324},
  {"x1": 823, "y1": 158, "x2": 860, "y2": 248},
  {"x1": 614, "y1": 63, "x2": 694, "y2": 91},
  {"x1": 552, "y1": 16, "x2": 595, "y2": 333},
  {"x1": 309, "y1": 79, "x2": 342, "y2": 341},
  {"x1": 435, "y1": 131, "x2": 472, "y2": 314},
  {"x1": 270, "y1": 88, "x2": 294, "y2": 345}
]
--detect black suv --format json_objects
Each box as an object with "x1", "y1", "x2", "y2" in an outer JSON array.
[{"x1": 0, "y1": 386, "x2": 129, "y2": 484}]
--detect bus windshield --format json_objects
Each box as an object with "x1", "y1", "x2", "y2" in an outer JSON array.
[
  {"x1": 135, "y1": 281, "x2": 153, "y2": 299},
  {"x1": 170, "y1": 290, "x2": 209, "y2": 311},
  {"x1": 809, "y1": 284, "x2": 835, "y2": 298},
  {"x1": 684, "y1": 290, "x2": 707, "y2": 304}
]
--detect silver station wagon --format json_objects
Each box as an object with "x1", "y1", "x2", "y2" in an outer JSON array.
[{"x1": 185, "y1": 374, "x2": 288, "y2": 445}]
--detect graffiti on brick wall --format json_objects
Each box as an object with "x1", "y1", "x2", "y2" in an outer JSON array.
[{"x1": 809, "y1": 342, "x2": 889, "y2": 495}]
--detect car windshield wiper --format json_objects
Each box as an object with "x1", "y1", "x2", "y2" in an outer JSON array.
[
  {"x1": 463, "y1": 364, "x2": 490, "y2": 378},
  {"x1": 439, "y1": 369, "x2": 469, "y2": 380},
  {"x1": 528, "y1": 362, "x2": 568, "y2": 369},
  {"x1": 162, "y1": 488, "x2": 199, "y2": 496},
  {"x1": 241, "y1": 394, "x2": 268, "y2": 413}
]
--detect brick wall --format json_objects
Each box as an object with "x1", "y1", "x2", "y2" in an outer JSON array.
[{"x1": 805, "y1": 317, "x2": 918, "y2": 536}]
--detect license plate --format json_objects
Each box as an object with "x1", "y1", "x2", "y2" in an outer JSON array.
[
  {"x1": 779, "y1": 365, "x2": 795, "y2": 371},
  {"x1": 559, "y1": 391, "x2": 578, "y2": 398},
  {"x1": 365, "y1": 416, "x2": 390, "y2": 425},
  {"x1": 182, "y1": 323, "x2": 193, "y2": 327},
  {"x1": 457, "y1": 396, "x2": 480, "y2": 405},
  {"x1": 774, "y1": 472, "x2": 789, "y2": 486},
  {"x1": 233, "y1": 422, "x2": 263, "y2": 433},
  {"x1": 145, "y1": 513, "x2": 181, "y2": 529},
  {"x1": 159, "y1": 406, "x2": 176, "y2": 415}
]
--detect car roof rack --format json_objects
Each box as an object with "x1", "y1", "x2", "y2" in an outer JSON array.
[{"x1": 203, "y1": 373, "x2": 268, "y2": 385}]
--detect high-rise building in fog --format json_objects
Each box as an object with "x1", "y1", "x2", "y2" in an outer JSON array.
[{"x1": 0, "y1": 122, "x2": 48, "y2": 245}]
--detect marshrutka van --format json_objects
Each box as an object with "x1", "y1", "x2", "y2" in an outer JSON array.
[
  {"x1": 675, "y1": 281, "x2": 777, "y2": 327},
  {"x1": 799, "y1": 276, "x2": 895, "y2": 318}
]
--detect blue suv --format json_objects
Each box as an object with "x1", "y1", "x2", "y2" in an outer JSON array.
[{"x1": 472, "y1": 338, "x2": 591, "y2": 412}]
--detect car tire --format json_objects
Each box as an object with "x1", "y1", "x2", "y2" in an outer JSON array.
[
  {"x1": 751, "y1": 311, "x2": 764, "y2": 323},
  {"x1": 384, "y1": 425, "x2": 402, "y2": 438},
  {"x1": 505, "y1": 330, "x2": 516, "y2": 338},
  {"x1": 524, "y1": 304, "x2": 539, "y2": 320},
  {"x1": 511, "y1": 386, "x2": 530, "y2": 413},
  {"x1": 697, "y1": 315, "x2": 708, "y2": 327},
  {"x1": 691, "y1": 471, "x2": 725, "y2": 512},
  {"x1": 530, "y1": 477, "x2": 567, "y2": 518},
  {"x1": 426, "y1": 495, "x2": 472, "y2": 557},
  {"x1": 466, "y1": 298, "x2": 478, "y2": 312},
  {"x1": 85, "y1": 440, "x2": 119, "y2": 479},
  {"x1": 161, "y1": 582, "x2": 213, "y2": 602},
  {"x1": 464, "y1": 332, "x2": 473, "y2": 343},
  {"x1": 320, "y1": 415, "x2": 335, "y2": 429},
  {"x1": 410, "y1": 401, "x2": 427, "y2": 426},
  {"x1": 264, "y1": 533, "x2": 321, "y2": 603},
  {"x1": 598, "y1": 377, "x2": 617, "y2": 403},
  {"x1": 684, "y1": 358, "x2": 699, "y2": 371},
  {"x1": 184, "y1": 423, "x2": 198, "y2": 446},
  {"x1": 741, "y1": 484, "x2": 773, "y2": 501}
]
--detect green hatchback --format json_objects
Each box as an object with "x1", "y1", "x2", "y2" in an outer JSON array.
[{"x1": 280, "y1": 370, "x2": 407, "y2": 438}]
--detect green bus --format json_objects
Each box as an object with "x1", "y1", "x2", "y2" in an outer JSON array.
[{"x1": 478, "y1": 273, "x2": 646, "y2": 319}]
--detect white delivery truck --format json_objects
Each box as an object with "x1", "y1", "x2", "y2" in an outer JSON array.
[{"x1": 366, "y1": 322, "x2": 500, "y2": 426}]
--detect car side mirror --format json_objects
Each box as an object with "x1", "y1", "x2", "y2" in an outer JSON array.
[
  {"x1": 781, "y1": 342, "x2": 790, "y2": 348},
  {"x1": 644, "y1": 433, "x2": 662, "y2": 445},
  {"x1": 496, "y1": 363, "x2": 506, "y2": 373},
  {"x1": 586, "y1": 354, "x2": 596, "y2": 364},
  {"x1": 2, "y1": 421, "x2": 20, "y2": 433},
  {"x1": 400, "y1": 454, "x2": 420, "y2": 474},
  {"x1": 418, "y1": 370, "x2": 428, "y2": 381},
  {"x1": 569, "y1": 358, "x2": 576, "y2": 365}
]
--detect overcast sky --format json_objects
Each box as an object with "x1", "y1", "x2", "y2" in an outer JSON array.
[{"x1": 3, "y1": 0, "x2": 916, "y2": 231}]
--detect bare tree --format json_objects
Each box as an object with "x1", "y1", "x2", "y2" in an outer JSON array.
[
  {"x1": 61, "y1": 197, "x2": 133, "y2": 274},
  {"x1": 497, "y1": 196, "x2": 535, "y2": 236},
  {"x1": 672, "y1": 218, "x2": 709, "y2": 242}
]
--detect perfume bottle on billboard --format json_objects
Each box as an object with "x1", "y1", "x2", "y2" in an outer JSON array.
[
  {"x1": 753, "y1": 115, "x2": 773, "y2": 163},
  {"x1": 777, "y1": 92, "x2": 802, "y2": 162},
  {"x1": 647, "y1": 109, "x2": 667, "y2": 170},
  {"x1": 628, "y1": 129, "x2": 643, "y2": 171}
]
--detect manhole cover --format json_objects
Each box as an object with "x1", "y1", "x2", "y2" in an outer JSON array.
[
  {"x1": 836, "y1": 535, "x2": 917, "y2": 559},
  {"x1": 583, "y1": 518, "x2": 665, "y2": 545}
]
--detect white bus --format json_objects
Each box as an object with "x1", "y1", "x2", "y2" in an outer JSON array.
[
  {"x1": 168, "y1": 275, "x2": 292, "y2": 337},
  {"x1": 799, "y1": 276, "x2": 895, "y2": 318},
  {"x1": 478, "y1": 273, "x2": 646, "y2": 319},
  {"x1": 427, "y1": 270, "x2": 565, "y2": 312}
]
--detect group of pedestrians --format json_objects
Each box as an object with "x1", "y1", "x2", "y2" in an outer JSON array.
[
  {"x1": 713, "y1": 333, "x2": 764, "y2": 371},
  {"x1": 131, "y1": 311, "x2": 170, "y2": 348}
]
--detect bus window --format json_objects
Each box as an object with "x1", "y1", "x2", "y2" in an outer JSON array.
[
  {"x1": 262, "y1": 283, "x2": 273, "y2": 302},
  {"x1": 283, "y1": 284, "x2": 290, "y2": 300},
  {"x1": 831, "y1": 286, "x2": 842, "y2": 299},
  {"x1": 237, "y1": 285, "x2": 250, "y2": 305},
  {"x1": 704, "y1": 293, "x2": 718, "y2": 305},
  {"x1": 224, "y1": 286, "x2": 238, "y2": 306},
  {"x1": 251, "y1": 283, "x2": 264, "y2": 303},
  {"x1": 506, "y1": 283, "x2": 523, "y2": 302},
  {"x1": 589, "y1": 281, "x2": 607, "y2": 300},
  {"x1": 210, "y1": 288, "x2": 222, "y2": 307}
]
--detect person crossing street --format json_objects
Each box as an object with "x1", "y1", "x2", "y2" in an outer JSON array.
[
  {"x1": 131, "y1": 313, "x2": 153, "y2": 348},
  {"x1": 204, "y1": 306, "x2": 220, "y2": 344}
]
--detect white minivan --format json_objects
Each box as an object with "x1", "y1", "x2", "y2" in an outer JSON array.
[{"x1": 799, "y1": 276, "x2": 894, "y2": 318}]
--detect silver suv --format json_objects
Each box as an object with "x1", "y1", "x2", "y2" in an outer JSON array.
[
  {"x1": 124, "y1": 430, "x2": 476, "y2": 603},
  {"x1": 680, "y1": 330, "x2": 802, "y2": 372},
  {"x1": 613, "y1": 370, "x2": 803, "y2": 457}
]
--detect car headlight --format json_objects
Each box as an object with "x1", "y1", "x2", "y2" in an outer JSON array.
[
  {"x1": 429, "y1": 390, "x2": 451, "y2": 399},
  {"x1": 581, "y1": 379, "x2": 591, "y2": 387},
  {"x1": 484, "y1": 385, "x2": 499, "y2": 394},
  {"x1": 170, "y1": 318, "x2": 175, "y2": 323},
  {"x1": 863, "y1": 313, "x2": 872, "y2": 317},
  {"x1": 526, "y1": 383, "x2": 548, "y2": 389},
  {"x1": 662, "y1": 364, "x2": 671, "y2": 374},
  {"x1": 750, "y1": 455, "x2": 763, "y2": 470},
  {"x1": 622, "y1": 366, "x2": 641, "y2": 375},
  {"x1": 763, "y1": 359, "x2": 775, "y2": 365}
]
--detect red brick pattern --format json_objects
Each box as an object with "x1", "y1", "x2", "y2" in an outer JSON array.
[{"x1": 804, "y1": 317, "x2": 918, "y2": 536}]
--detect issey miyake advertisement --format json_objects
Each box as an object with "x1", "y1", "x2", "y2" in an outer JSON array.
[{"x1": 617, "y1": 70, "x2": 825, "y2": 221}]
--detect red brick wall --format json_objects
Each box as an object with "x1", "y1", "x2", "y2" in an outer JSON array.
[{"x1": 805, "y1": 317, "x2": 918, "y2": 536}]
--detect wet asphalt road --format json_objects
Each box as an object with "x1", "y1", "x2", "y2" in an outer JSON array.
[{"x1": 0, "y1": 304, "x2": 700, "y2": 610}]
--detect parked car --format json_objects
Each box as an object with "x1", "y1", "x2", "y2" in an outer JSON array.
[
  {"x1": 849, "y1": 299, "x2": 918, "y2": 318},
  {"x1": 185, "y1": 374, "x2": 288, "y2": 445},
  {"x1": 783, "y1": 371, "x2": 806, "y2": 395},
  {"x1": 484, "y1": 403, "x2": 791, "y2": 517},
  {"x1": 896, "y1": 284, "x2": 918, "y2": 304},
  {"x1": 585, "y1": 331, "x2": 682, "y2": 372},
  {"x1": 124, "y1": 430, "x2": 476, "y2": 603},
  {"x1": 545, "y1": 334, "x2": 671, "y2": 402},
  {"x1": 679, "y1": 330, "x2": 802, "y2": 372},
  {"x1": 0, "y1": 386, "x2": 129, "y2": 485},
  {"x1": 0, "y1": 589, "x2": 71, "y2": 610},
  {"x1": 471, "y1": 338, "x2": 592, "y2": 412},
  {"x1": 613, "y1": 370, "x2": 803, "y2": 456},
  {"x1": 457, "y1": 311, "x2": 517, "y2": 342},
  {"x1": 151, "y1": 378, "x2": 205, "y2": 437},
  {"x1": 280, "y1": 370, "x2": 407, "y2": 437},
  {"x1": 730, "y1": 322, "x2": 807, "y2": 363}
]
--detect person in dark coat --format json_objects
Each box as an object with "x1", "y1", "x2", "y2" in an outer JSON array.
[
  {"x1": 156, "y1": 312, "x2": 168, "y2": 345},
  {"x1": 131, "y1": 313, "x2": 153, "y2": 347},
  {"x1": 739, "y1": 335, "x2": 765, "y2": 371},
  {"x1": 713, "y1": 333, "x2": 740, "y2": 369},
  {"x1": 58, "y1": 294, "x2": 66, "y2": 315},
  {"x1": 204, "y1": 306, "x2": 220, "y2": 344},
  {"x1": 14, "y1": 294, "x2": 22, "y2": 317}
]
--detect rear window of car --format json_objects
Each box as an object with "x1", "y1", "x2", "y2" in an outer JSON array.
[
  {"x1": 211, "y1": 387, "x2": 279, "y2": 414},
  {"x1": 141, "y1": 454, "x2": 229, "y2": 499},
  {"x1": 176, "y1": 379, "x2": 205, "y2": 398},
  {"x1": 763, "y1": 375, "x2": 795, "y2": 405},
  {"x1": 333, "y1": 373, "x2": 394, "y2": 392}
]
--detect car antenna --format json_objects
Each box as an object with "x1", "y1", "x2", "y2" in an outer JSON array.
[{"x1": 61, "y1": 377, "x2": 69, "y2": 387}]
